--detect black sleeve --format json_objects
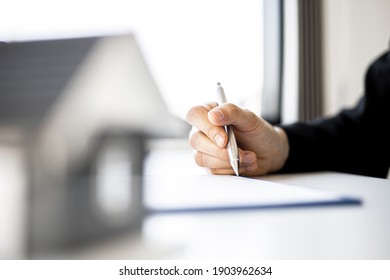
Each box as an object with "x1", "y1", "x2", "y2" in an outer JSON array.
[{"x1": 279, "y1": 51, "x2": 390, "y2": 178}]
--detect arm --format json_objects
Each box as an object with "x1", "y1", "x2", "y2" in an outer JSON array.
[
  {"x1": 280, "y1": 51, "x2": 390, "y2": 178},
  {"x1": 186, "y1": 51, "x2": 390, "y2": 178}
]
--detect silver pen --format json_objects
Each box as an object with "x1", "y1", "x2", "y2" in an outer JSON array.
[{"x1": 216, "y1": 82, "x2": 239, "y2": 176}]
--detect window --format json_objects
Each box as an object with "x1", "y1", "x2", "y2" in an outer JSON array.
[{"x1": 1, "y1": 0, "x2": 264, "y2": 119}]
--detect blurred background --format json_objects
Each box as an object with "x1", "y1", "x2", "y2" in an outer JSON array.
[
  {"x1": 0, "y1": 0, "x2": 389, "y2": 259},
  {"x1": 2, "y1": 0, "x2": 389, "y2": 122},
  {"x1": 0, "y1": 0, "x2": 264, "y2": 118}
]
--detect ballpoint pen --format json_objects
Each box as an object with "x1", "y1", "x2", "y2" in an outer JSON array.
[{"x1": 216, "y1": 82, "x2": 240, "y2": 176}]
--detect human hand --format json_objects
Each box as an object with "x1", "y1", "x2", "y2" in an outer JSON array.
[{"x1": 186, "y1": 102, "x2": 289, "y2": 176}]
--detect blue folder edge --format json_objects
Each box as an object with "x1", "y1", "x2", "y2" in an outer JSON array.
[{"x1": 146, "y1": 196, "x2": 362, "y2": 214}]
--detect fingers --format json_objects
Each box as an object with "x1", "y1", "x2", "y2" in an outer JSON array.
[
  {"x1": 186, "y1": 102, "x2": 274, "y2": 176},
  {"x1": 186, "y1": 103, "x2": 228, "y2": 148},
  {"x1": 193, "y1": 148, "x2": 258, "y2": 176},
  {"x1": 189, "y1": 127, "x2": 228, "y2": 161}
]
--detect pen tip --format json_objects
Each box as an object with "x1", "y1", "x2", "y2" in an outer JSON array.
[
  {"x1": 216, "y1": 82, "x2": 221, "y2": 87},
  {"x1": 232, "y1": 160, "x2": 239, "y2": 176}
]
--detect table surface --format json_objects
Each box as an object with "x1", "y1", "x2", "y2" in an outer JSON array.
[
  {"x1": 61, "y1": 145, "x2": 390, "y2": 260},
  {"x1": 1, "y1": 141, "x2": 390, "y2": 260}
]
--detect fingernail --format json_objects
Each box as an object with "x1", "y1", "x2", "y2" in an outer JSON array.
[
  {"x1": 214, "y1": 134, "x2": 224, "y2": 147},
  {"x1": 210, "y1": 108, "x2": 225, "y2": 122},
  {"x1": 243, "y1": 153, "x2": 255, "y2": 164}
]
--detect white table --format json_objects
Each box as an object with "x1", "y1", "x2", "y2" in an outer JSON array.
[
  {"x1": 142, "y1": 146, "x2": 390, "y2": 259},
  {"x1": 1, "y1": 140, "x2": 390, "y2": 259}
]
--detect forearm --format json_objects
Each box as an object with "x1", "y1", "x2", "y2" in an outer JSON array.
[{"x1": 278, "y1": 105, "x2": 389, "y2": 178}]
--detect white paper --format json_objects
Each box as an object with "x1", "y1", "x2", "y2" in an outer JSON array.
[{"x1": 144, "y1": 174, "x2": 360, "y2": 212}]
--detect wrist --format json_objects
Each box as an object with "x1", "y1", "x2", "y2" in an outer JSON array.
[{"x1": 270, "y1": 126, "x2": 290, "y2": 172}]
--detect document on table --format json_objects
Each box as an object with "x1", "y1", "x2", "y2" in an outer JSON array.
[{"x1": 144, "y1": 175, "x2": 361, "y2": 212}]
